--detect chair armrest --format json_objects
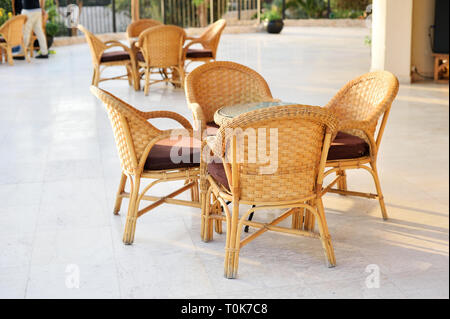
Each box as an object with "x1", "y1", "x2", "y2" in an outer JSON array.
[
  {"x1": 104, "y1": 41, "x2": 132, "y2": 53},
  {"x1": 338, "y1": 119, "x2": 373, "y2": 131},
  {"x1": 186, "y1": 102, "x2": 206, "y2": 122},
  {"x1": 143, "y1": 111, "x2": 193, "y2": 130},
  {"x1": 183, "y1": 39, "x2": 205, "y2": 52}
]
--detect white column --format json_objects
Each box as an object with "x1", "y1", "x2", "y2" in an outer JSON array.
[{"x1": 371, "y1": 0, "x2": 413, "y2": 83}]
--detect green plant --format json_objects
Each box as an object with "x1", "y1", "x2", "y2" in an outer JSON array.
[
  {"x1": 44, "y1": 0, "x2": 63, "y2": 37},
  {"x1": 261, "y1": 3, "x2": 283, "y2": 21},
  {"x1": 296, "y1": 0, "x2": 327, "y2": 18},
  {"x1": 0, "y1": 0, "x2": 12, "y2": 26},
  {"x1": 262, "y1": 9, "x2": 282, "y2": 21},
  {"x1": 46, "y1": 20, "x2": 59, "y2": 37}
]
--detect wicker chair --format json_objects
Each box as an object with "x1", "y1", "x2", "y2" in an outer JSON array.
[
  {"x1": 183, "y1": 19, "x2": 226, "y2": 71},
  {"x1": 135, "y1": 25, "x2": 186, "y2": 95},
  {"x1": 126, "y1": 18, "x2": 162, "y2": 41},
  {"x1": 0, "y1": 15, "x2": 29, "y2": 65},
  {"x1": 90, "y1": 86, "x2": 201, "y2": 244},
  {"x1": 324, "y1": 71, "x2": 399, "y2": 220},
  {"x1": 185, "y1": 61, "x2": 275, "y2": 136},
  {"x1": 202, "y1": 105, "x2": 339, "y2": 278},
  {"x1": 78, "y1": 25, "x2": 138, "y2": 90}
]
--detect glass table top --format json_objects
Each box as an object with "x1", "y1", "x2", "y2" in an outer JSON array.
[{"x1": 214, "y1": 101, "x2": 296, "y2": 125}]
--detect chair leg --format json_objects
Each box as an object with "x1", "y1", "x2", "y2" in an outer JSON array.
[
  {"x1": 213, "y1": 195, "x2": 223, "y2": 234},
  {"x1": 337, "y1": 170, "x2": 348, "y2": 193},
  {"x1": 91, "y1": 68, "x2": 97, "y2": 85},
  {"x1": 190, "y1": 179, "x2": 199, "y2": 202},
  {"x1": 315, "y1": 199, "x2": 336, "y2": 268},
  {"x1": 6, "y1": 47, "x2": 13, "y2": 66},
  {"x1": 126, "y1": 64, "x2": 133, "y2": 86},
  {"x1": 144, "y1": 67, "x2": 150, "y2": 96},
  {"x1": 370, "y1": 161, "x2": 388, "y2": 220},
  {"x1": 93, "y1": 66, "x2": 100, "y2": 86},
  {"x1": 244, "y1": 205, "x2": 256, "y2": 233},
  {"x1": 113, "y1": 172, "x2": 127, "y2": 215},
  {"x1": 123, "y1": 175, "x2": 141, "y2": 245},
  {"x1": 133, "y1": 64, "x2": 140, "y2": 91},
  {"x1": 291, "y1": 207, "x2": 303, "y2": 230},
  {"x1": 224, "y1": 199, "x2": 240, "y2": 279},
  {"x1": 202, "y1": 189, "x2": 214, "y2": 242}
]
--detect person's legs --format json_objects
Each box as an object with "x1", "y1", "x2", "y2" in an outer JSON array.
[
  {"x1": 21, "y1": 11, "x2": 35, "y2": 54},
  {"x1": 31, "y1": 11, "x2": 48, "y2": 56}
]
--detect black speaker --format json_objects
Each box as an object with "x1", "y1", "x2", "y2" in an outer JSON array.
[{"x1": 433, "y1": 0, "x2": 449, "y2": 54}]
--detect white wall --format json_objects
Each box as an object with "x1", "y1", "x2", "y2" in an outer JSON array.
[{"x1": 371, "y1": 0, "x2": 413, "y2": 83}]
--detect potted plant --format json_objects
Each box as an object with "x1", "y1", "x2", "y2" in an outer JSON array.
[{"x1": 262, "y1": 6, "x2": 284, "y2": 34}]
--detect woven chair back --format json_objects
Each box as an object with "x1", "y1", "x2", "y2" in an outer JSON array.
[
  {"x1": 199, "y1": 19, "x2": 226, "y2": 54},
  {"x1": 127, "y1": 19, "x2": 162, "y2": 38},
  {"x1": 90, "y1": 86, "x2": 162, "y2": 174},
  {"x1": 325, "y1": 71, "x2": 399, "y2": 140},
  {"x1": 215, "y1": 105, "x2": 338, "y2": 202},
  {"x1": 186, "y1": 61, "x2": 273, "y2": 123},
  {"x1": 138, "y1": 25, "x2": 186, "y2": 68},
  {"x1": 0, "y1": 15, "x2": 27, "y2": 47},
  {"x1": 78, "y1": 25, "x2": 107, "y2": 66}
]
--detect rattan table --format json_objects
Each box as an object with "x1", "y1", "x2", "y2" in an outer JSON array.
[{"x1": 213, "y1": 100, "x2": 295, "y2": 126}]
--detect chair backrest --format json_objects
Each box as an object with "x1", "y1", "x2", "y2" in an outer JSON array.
[
  {"x1": 0, "y1": 15, "x2": 27, "y2": 47},
  {"x1": 212, "y1": 105, "x2": 337, "y2": 202},
  {"x1": 90, "y1": 86, "x2": 162, "y2": 174},
  {"x1": 78, "y1": 24, "x2": 107, "y2": 65},
  {"x1": 127, "y1": 19, "x2": 162, "y2": 39},
  {"x1": 198, "y1": 19, "x2": 226, "y2": 57},
  {"x1": 185, "y1": 61, "x2": 273, "y2": 125},
  {"x1": 138, "y1": 25, "x2": 186, "y2": 68},
  {"x1": 325, "y1": 71, "x2": 399, "y2": 144}
]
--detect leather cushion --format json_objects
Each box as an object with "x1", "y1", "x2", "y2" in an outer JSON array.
[
  {"x1": 144, "y1": 136, "x2": 201, "y2": 171},
  {"x1": 206, "y1": 132, "x2": 370, "y2": 190},
  {"x1": 186, "y1": 48, "x2": 213, "y2": 58},
  {"x1": 100, "y1": 51, "x2": 130, "y2": 63},
  {"x1": 206, "y1": 121, "x2": 220, "y2": 136},
  {"x1": 327, "y1": 131, "x2": 370, "y2": 160}
]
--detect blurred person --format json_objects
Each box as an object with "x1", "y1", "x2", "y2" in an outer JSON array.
[{"x1": 15, "y1": 0, "x2": 48, "y2": 59}]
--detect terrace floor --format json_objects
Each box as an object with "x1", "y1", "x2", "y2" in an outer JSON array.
[{"x1": 0, "y1": 27, "x2": 448, "y2": 299}]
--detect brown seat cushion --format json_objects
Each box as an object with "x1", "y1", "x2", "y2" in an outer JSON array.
[
  {"x1": 136, "y1": 51, "x2": 145, "y2": 62},
  {"x1": 328, "y1": 131, "x2": 370, "y2": 160},
  {"x1": 208, "y1": 159, "x2": 230, "y2": 190},
  {"x1": 100, "y1": 51, "x2": 130, "y2": 63},
  {"x1": 206, "y1": 132, "x2": 369, "y2": 190},
  {"x1": 145, "y1": 136, "x2": 201, "y2": 171},
  {"x1": 206, "y1": 121, "x2": 219, "y2": 136},
  {"x1": 186, "y1": 48, "x2": 213, "y2": 59}
]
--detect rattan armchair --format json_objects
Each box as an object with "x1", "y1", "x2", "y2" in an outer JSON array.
[
  {"x1": 78, "y1": 25, "x2": 138, "y2": 90},
  {"x1": 0, "y1": 15, "x2": 29, "y2": 65},
  {"x1": 183, "y1": 19, "x2": 226, "y2": 71},
  {"x1": 135, "y1": 25, "x2": 186, "y2": 95},
  {"x1": 185, "y1": 61, "x2": 275, "y2": 136},
  {"x1": 201, "y1": 105, "x2": 339, "y2": 278},
  {"x1": 324, "y1": 71, "x2": 399, "y2": 220},
  {"x1": 90, "y1": 86, "x2": 200, "y2": 244},
  {"x1": 126, "y1": 18, "x2": 162, "y2": 42}
]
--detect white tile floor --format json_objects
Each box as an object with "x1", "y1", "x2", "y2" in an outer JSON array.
[{"x1": 0, "y1": 27, "x2": 448, "y2": 299}]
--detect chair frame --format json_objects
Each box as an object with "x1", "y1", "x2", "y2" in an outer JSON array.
[
  {"x1": 135, "y1": 25, "x2": 186, "y2": 96},
  {"x1": 78, "y1": 25, "x2": 138, "y2": 90},
  {"x1": 201, "y1": 105, "x2": 339, "y2": 279},
  {"x1": 126, "y1": 18, "x2": 162, "y2": 42},
  {"x1": 0, "y1": 15, "x2": 29, "y2": 65},
  {"x1": 183, "y1": 19, "x2": 226, "y2": 71},
  {"x1": 90, "y1": 86, "x2": 200, "y2": 244},
  {"x1": 324, "y1": 71, "x2": 399, "y2": 220},
  {"x1": 185, "y1": 61, "x2": 275, "y2": 134}
]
